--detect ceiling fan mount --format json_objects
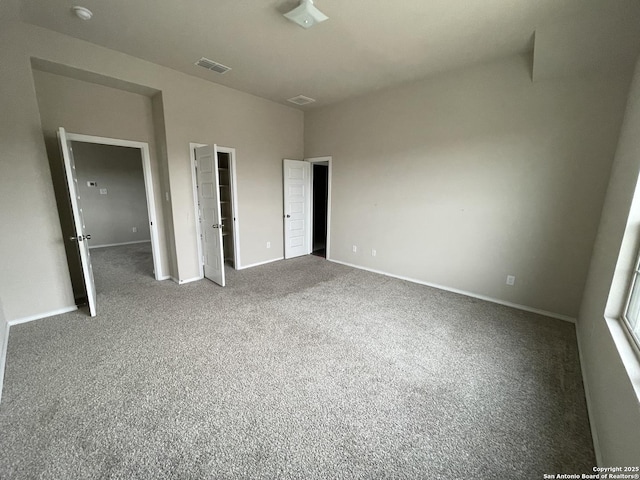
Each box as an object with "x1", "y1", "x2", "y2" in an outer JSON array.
[{"x1": 283, "y1": 0, "x2": 329, "y2": 29}]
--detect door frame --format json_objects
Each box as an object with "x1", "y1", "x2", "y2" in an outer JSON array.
[
  {"x1": 283, "y1": 159, "x2": 311, "y2": 259},
  {"x1": 307, "y1": 156, "x2": 332, "y2": 260},
  {"x1": 65, "y1": 132, "x2": 165, "y2": 280},
  {"x1": 190, "y1": 142, "x2": 241, "y2": 277}
]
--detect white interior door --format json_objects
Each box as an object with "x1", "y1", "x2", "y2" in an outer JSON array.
[
  {"x1": 195, "y1": 145, "x2": 225, "y2": 286},
  {"x1": 283, "y1": 159, "x2": 310, "y2": 259},
  {"x1": 58, "y1": 127, "x2": 97, "y2": 317}
]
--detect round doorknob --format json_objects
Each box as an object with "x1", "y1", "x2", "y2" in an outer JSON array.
[{"x1": 285, "y1": 214, "x2": 291, "y2": 218}]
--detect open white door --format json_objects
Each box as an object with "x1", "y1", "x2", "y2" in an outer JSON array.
[
  {"x1": 283, "y1": 159, "x2": 310, "y2": 259},
  {"x1": 195, "y1": 145, "x2": 225, "y2": 286},
  {"x1": 58, "y1": 127, "x2": 97, "y2": 317}
]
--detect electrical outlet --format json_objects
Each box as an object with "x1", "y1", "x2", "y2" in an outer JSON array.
[
  {"x1": 132, "y1": 227, "x2": 137, "y2": 233},
  {"x1": 371, "y1": 249, "x2": 376, "y2": 257},
  {"x1": 506, "y1": 275, "x2": 516, "y2": 286},
  {"x1": 99, "y1": 188, "x2": 108, "y2": 195},
  {"x1": 267, "y1": 241, "x2": 271, "y2": 249},
  {"x1": 352, "y1": 245, "x2": 357, "y2": 253}
]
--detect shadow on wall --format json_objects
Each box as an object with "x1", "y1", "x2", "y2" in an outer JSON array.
[{"x1": 43, "y1": 135, "x2": 86, "y2": 305}]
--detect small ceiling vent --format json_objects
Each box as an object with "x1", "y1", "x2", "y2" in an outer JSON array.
[
  {"x1": 287, "y1": 95, "x2": 316, "y2": 106},
  {"x1": 195, "y1": 57, "x2": 231, "y2": 74}
]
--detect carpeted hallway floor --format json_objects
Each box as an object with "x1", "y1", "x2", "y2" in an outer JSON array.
[{"x1": 0, "y1": 243, "x2": 594, "y2": 479}]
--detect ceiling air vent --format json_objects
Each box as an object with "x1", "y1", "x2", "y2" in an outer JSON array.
[
  {"x1": 287, "y1": 95, "x2": 316, "y2": 106},
  {"x1": 195, "y1": 57, "x2": 231, "y2": 74}
]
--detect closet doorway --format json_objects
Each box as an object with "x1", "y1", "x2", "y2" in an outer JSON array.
[
  {"x1": 308, "y1": 156, "x2": 332, "y2": 260},
  {"x1": 282, "y1": 156, "x2": 332, "y2": 260},
  {"x1": 190, "y1": 143, "x2": 240, "y2": 280},
  {"x1": 217, "y1": 151, "x2": 237, "y2": 267},
  {"x1": 311, "y1": 162, "x2": 329, "y2": 257}
]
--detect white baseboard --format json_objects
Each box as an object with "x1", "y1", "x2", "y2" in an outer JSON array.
[
  {"x1": 157, "y1": 275, "x2": 171, "y2": 281},
  {"x1": 238, "y1": 257, "x2": 284, "y2": 270},
  {"x1": 180, "y1": 276, "x2": 199, "y2": 284},
  {"x1": 8, "y1": 305, "x2": 78, "y2": 326},
  {"x1": 178, "y1": 256, "x2": 287, "y2": 282},
  {"x1": 2, "y1": 305, "x2": 78, "y2": 404},
  {"x1": 170, "y1": 276, "x2": 202, "y2": 285},
  {"x1": 89, "y1": 240, "x2": 151, "y2": 249},
  {"x1": 329, "y1": 259, "x2": 576, "y2": 323},
  {"x1": 574, "y1": 325, "x2": 602, "y2": 466},
  {"x1": 0, "y1": 320, "x2": 9, "y2": 404}
]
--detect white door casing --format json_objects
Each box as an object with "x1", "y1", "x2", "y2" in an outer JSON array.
[
  {"x1": 64, "y1": 132, "x2": 165, "y2": 281},
  {"x1": 58, "y1": 127, "x2": 97, "y2": 317},
  {"x1": 195, "y1": 145, "x2": 225, "y2": 286},
  {"x1": 283, "y1": 159, "x2": 310, "y2": 259}
]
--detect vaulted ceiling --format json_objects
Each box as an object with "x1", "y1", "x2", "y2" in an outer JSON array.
[{"x1": 12, "y1": 0, "x2": 640, "y2": 108}]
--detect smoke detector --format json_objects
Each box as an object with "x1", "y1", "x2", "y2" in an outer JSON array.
[
  {"x1": 283, "y1": 0, "x2": 328, "y2": 29},
  {"x1": 72, "y1": 6, "x2": 93, "y2": 20}
]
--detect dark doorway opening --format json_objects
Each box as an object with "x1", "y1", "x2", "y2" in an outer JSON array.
[{"x1": 312, "y1": 163, "x2": 328, "y2": 258}]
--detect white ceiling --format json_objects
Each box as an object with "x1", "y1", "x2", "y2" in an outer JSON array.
[{"x1": 15, "y1": 0, "x2": 640, "y2": 108}]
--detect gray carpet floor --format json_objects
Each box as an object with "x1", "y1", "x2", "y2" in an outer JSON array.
[{"x1": 0, "y1": 243, "x2": 595, "y2": 479}]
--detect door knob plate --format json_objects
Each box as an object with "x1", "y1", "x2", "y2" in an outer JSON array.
[{"x1": 70, "y1": 234, "x2": 92, "y2": 242}]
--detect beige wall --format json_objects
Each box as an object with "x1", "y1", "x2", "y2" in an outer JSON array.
[
  {"x1": 577, "y1": 57, "x2": 640, "y2": 465},
  {"x1": 73, "y1": 143, "x2": 151, "y2": 247},
  {"x1": 32, "y1": 69, "x2": 169, "y2": 289},
  {"x1": 0, "y1": 25, "x2": 75, "y2": 319},
  {"x1": 305, "y1": 54, "x2": 630, "y2": 318},
  {"x1": 0, "y1": 297, "x2": 6, "y2": 403},
  {"x1": 160, "y1": 74, "x2": 303, "y2": 278},
  {"x1": 2, "y1": 12, "x2": 640, "y2": 465},
  {"x1": 150, "y1": 93, "x2": 179, "y2": 278},
  {"x1": 0, "y1": 21, "x2": 303, "y2": 320}
]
